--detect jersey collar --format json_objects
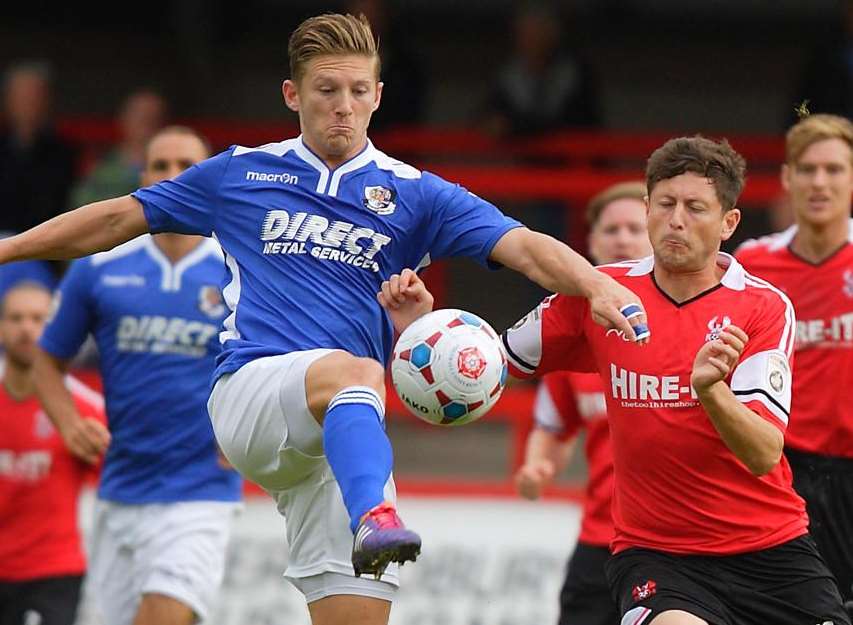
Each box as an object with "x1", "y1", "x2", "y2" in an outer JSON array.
[
  {"x1": 143, "y1": 236, "x2": 220, "y2": 292},
  {"x1": 769, "y1": 218, "x2": 853, "y2": 251},
  {"x1": 627, "y1": 252, "x2": 747, "y2": 291},
  {"x1": 293, "y1": 135, "x2": 378, "y2": 197}
]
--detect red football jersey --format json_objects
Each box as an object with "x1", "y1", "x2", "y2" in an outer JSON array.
[
  {"x1": 0, "y1": 376, "x2": 104, "y2": 580},
  {"x1": 505, "y1": 253, "x2": 808, "y2": 556},
  {"x1": 736, "y1": 221, "x2": 853, "y2": 458},
  {"x1": 535, "y1": 371, "x2": 614, "y2": 546}
]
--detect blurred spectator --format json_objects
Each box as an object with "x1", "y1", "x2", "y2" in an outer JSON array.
[
  {"x1": 789, "y1": 0, "x2": 853, "y2": 123},
  {"x1": 768, "y1": 193, "x2": 795, "y2": 232},
  {"x1": 71, "y1": 89, "x2": 166, "y2": 206},
  {"x1": 0, "y1": 282, "x2": 105, "y2": 625},
  {"x1": 482, "y1": 2, "x2": 601, "y2": 137},
  {"x1": 0, "y1": 62, "x2": 77, "y2": 233},
  {"x1": 345, "y1": 0, "x2": 427, "y2": 129}
]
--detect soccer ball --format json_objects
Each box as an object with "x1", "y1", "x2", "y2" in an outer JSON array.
[{"x1": 391, "y1": 308, "x2": 508, "y2": 426}]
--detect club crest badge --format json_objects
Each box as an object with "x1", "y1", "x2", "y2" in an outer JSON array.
[
  {"x1": 34, "y1": 410, "x2": 55, "y2": 438},
  {"x1": 198, "y1": 285, "x2": 226, "y2": 319},
  {"x1": 843, "y1": 270, "x2": 853, "y2": 299},
  {"x1": 363, "y1": 186, "x2": 396, "y2": 215},
  {"x1": 705, "y1": 315, "x2": 732, "y2": 342}
]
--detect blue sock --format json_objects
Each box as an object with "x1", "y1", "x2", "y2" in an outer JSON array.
[{"x1": 323, "y1": 386, "x2": 393, "y2": 533}]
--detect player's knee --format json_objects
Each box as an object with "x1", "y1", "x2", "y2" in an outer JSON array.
[
  {"x1": 306, "y1": 352, "x2": 386, "y2": 421},
  {"x1": 336, "y1": 356, "x2": 385, "y2": 394}
]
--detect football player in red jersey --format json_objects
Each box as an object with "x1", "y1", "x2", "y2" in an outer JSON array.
[
  {"x1": 736, "y1": 113, "x2": 853, "y2": 612},
  {"x1": 381, "y1": 136, "x2": 850, "y2": 625},
  {"x1": 514, "y1": 181, "x2": 651, "y2": 625},
  {"x1": 0, "y1": 282, "x2": 105, "y2": 625}
]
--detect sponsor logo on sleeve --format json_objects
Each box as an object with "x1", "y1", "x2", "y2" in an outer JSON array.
[{"x1": 767, "y1": 353, "x2": 789, "y2": 394}]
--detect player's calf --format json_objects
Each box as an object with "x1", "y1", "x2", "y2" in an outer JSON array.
[{"x1": 306, "y1": 351, "x2": 424, "y2": 573}]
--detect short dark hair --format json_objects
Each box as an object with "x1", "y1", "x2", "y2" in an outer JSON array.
[
  {"x1": 646, "y1": 136, "x2": 746, "y2": 211},
  {"x1": 144, "y1": 125, "x2": 212, "y2": 162}
]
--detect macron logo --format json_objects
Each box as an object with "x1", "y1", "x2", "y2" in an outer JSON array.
[{"x1": 246, "y1": 170, "x2": 299, "y2": 184}]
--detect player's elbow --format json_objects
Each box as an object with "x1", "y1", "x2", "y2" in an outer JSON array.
[
  {"x1": 745, "y1": 433, "x2": 784, "y2": 477},
  {"x1": 495, "y1": 229, "x2": 561, "y2": 286}
]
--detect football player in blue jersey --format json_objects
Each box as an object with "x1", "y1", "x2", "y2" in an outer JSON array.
[
  {"x1": 0, "y1": 14, "x2": 648, "y2": 625},
  {"x1": 32, "y1": 126, "x2": 242, "y2": 625}
]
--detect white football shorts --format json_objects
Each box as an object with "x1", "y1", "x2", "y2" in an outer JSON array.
[
  {"x1": 88, "y1": 498, "x2": 238, "y2": 624},
  {"x1": 207, "y1": 349, "x2": 399, "y2": 603}
]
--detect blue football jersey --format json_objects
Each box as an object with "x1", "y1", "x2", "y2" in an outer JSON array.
[
  {"x1": 133, "y1": 137, "x2": 522, "y2": 381},
  {"x1": 39, "y1": 236, "x2": 242, "y2": 504}
]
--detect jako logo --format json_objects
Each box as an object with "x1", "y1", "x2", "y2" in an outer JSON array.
[{"x1": 246, "y1": 171, "x2": 298, "y2": 184}]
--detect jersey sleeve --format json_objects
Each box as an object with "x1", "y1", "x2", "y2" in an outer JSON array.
[
  {"x1": 729, "y1": 291, "x2": 796, "y2": 431},
  {"x1": 502, "y1": 293, "x2": 596, "y2": 379},
  {"x1": 419, "y1": 172, "x2": 522, "y2": 267},
  {"x1": 132, "y1": 149, "x2": 232, "y2": 237},
  {"x1": 534, "y1": 372, "x2": 583, "y2": 441},
  {"x1": 66, "y1": 375, "x2": 106, "y2": 424},
  {"x1": 39, "y1": 260, "x2": 95, "y2": 360}
]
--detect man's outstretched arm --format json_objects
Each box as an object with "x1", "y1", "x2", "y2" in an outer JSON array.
[
  {"x1": 0, "y1": 195, "x2": 148, "y2": 262},
  {"x1": 490, "y1": 228, "x2": 649, "y2": 343}
]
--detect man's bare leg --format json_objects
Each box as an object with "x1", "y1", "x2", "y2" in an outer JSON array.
[
  {"x1": 651, "y1": 610, "x2": 709, "y2": 625},
  {"x1": 132, "y1": 593, "x2": 196, "y2": 625},
  {"x1": 308, "y1": 595, "x2": 391, "y2": 625}
]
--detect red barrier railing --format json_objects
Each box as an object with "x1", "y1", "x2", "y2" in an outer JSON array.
[{"x1": 57, "y1": 118, "x2": 786, "y2": 167}]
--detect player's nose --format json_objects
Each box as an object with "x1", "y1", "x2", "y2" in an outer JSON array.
[
  {"x1": 335, "y1": 92, "x2": 354, "y2": 115},
  {"x1": 668, "y1": 203, "x2": 687, "y2": 228}
]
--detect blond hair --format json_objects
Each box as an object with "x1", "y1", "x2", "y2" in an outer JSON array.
[
  {"x1": 786, "y1": 113, "x2": 853, "y2": 164},
  {"x1": 288, "y1": 13, "x2": 380, "y2": 82},
  {"x1": 586, "y1": 181, "x2": 647, "y2": 226}
]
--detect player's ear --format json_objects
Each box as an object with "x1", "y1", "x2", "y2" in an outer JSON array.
[
  {"x1": 283, "y1": 80, "x2": 300, "y2": 112},
  {"x1": 373, "y1": 81, "x2": 383, "y2": 112},
  {"x1": 720, "y1": 207, "x2": 741, "y2": 242},
  {"x1": 780, "y1": 163, "x2": 791, "y2": 193}
]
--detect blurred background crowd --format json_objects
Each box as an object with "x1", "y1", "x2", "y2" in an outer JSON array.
[{"x1": 2, "y1": 0, "x2": 851, "y2": 482}]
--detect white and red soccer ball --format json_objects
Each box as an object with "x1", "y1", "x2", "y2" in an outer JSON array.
[{"x1": 390, "y1": 308, "x2": 508, "y2": 426}]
